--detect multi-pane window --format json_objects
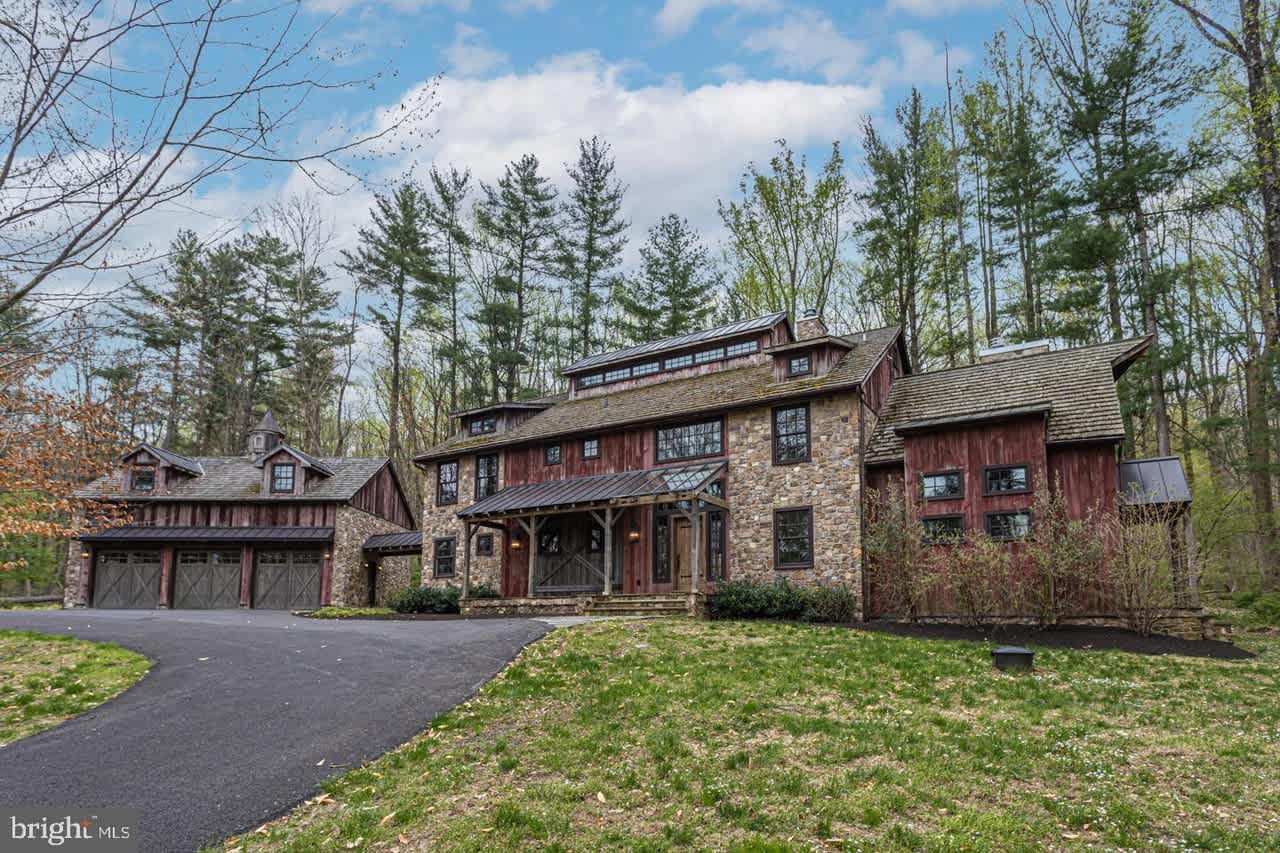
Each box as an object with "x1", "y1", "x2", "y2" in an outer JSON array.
[
  {"x1": 633, "y1": 361, "x2": 660, "y2": 377},
  {"x1": 588, "y1": 526, "x2": 604, "y2": 553},
  {"x1": 772, "y1": 404, "x2": 809, "y2": 464},
  {"x1": 476, "y1": 454, "x2": 499, "y2": 500},
  {"x1": 774, "y1": 508, "x2": 813, "y2": 568},
  {"x1": 726, "y1": 340, "x2": 759, "y2": 357},
  {"x1": 921, "y1": 470, "x2": 963, "y2": 500},
  {"x1": 653, "y1": 515, "x2": 671, "y2": 582},
  {"x1": 656, "y1": 418, "x2": 723, "y2": 462},
  {"x1": 433, "y1": 537, "x2": 456, "y2": 578},
  {"x1": 436, "y1": 460, "x2": 459, "y2": 506},
  {"x1": 986, "y1": 510, "x2": 1032, "y2": 541},
  {"x1": 539, "y1": 529, "x2": 562, "y2": 555},
  {"x1": 788, "y1": 354, "x2": 812, "y2": 376},
  {"x1": 544, "y1": 444, "x2": 562, "y2": 465},
  {"x1": 923, "y1": 515, "x2": 965, "y2": 544},
  {"x1": 271, "y1": 463, "x2": 295, "y2": 493},
  {"x1": 582, "y1": 437, "x2": 600, "y2": 459},
  {"x1": 475, "y1": 533, "x2": 493, "y2": 557},
  {"x1": 694, "y1": 346, "x2": 725, "y2": 364},
  {"x1": 604, "y1": 366, "x2": 631, "y2": 383},
  {"x1": 468, "y1": 414, "x2": 497, "y2": 435},
  {"x1": 706, "y1": 511, "x2": 725, "y2": 581},
  {"x1": 130, "y1": 467, "x2": 155, "y2": 492},
  {"x1": 664, "y1": 354, "x2": 694, "y2": 370},
  {"x1": 985, "y1": 465, "x2": 1031, "y2": 495},
  {"x1": 578, "y1": 373, "x2": 604, "y2": 388}
]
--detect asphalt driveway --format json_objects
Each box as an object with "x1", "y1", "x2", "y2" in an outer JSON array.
[{"x1": 0, "y1": 609, "x2": 550, "y2": 852}]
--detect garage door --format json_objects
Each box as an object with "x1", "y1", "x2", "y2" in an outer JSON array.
[
  {"x1": 173, "y1": 550, "x2": 243, "y2": 609},
  {"x1": 253, "y1": 550, "x2": 322, "y2": 609},
  {"x1": 93, "y1": 550, "x2": 161, "y2": 609}
]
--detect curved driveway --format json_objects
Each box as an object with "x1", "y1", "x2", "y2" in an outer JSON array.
[{"x1": 0, "y1": 610, "x2": 549, "y2": 852}]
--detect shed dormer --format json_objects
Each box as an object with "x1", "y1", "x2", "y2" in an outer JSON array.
[
  {"x1": 453, "y1": 401, "x2": 554, "y2": 440},
  {"x1": 767, "y1": 337, "x2": 854, "y2": 382}
]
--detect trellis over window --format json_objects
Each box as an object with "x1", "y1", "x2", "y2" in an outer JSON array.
[{"x1": 655, "y1": 418, "x2": 723, "y2": 463}]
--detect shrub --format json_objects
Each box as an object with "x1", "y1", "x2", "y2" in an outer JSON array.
[
  {"x1": 708, "y1": 579, "x2": 857, "y2": 624},
  {"x1": 388, "y1": 585, "x2": 461, "y2": 614},
  {"x1": 863, "y1": 485, "x2": 940, "y2": 620},
  {"x1": 1022, "y1": 487, "x2": 1106, "y2": 627},
  {"x1": 800, "y1": 584, "x2": 859, "y2": 624},
  {"x1": 1249, "y1": 592, "x2": 1280, "y2": 626},
  {"x1": 946, "y1": 534, "x2": 1012, "y2": 628}
]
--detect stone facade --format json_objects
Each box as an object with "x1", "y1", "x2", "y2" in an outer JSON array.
[
  {"x1": 725, "y1": 394, "x2": 863, "y2": 607},
  {"x1": 62, "y1": 540, "x2": 85, "y2": 608},
  {"x1": 331, "y1": 505, "x2": 413, "y2": 607},
  {"x1": 419, "y1": 454, "x2": 504, "y2": 592}
]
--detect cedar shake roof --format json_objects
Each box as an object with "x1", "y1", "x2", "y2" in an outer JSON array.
[
  {"x1": 126, "y1": 443, "x2": 205, "y2": 476},
  {"x1": 76, "y1": 455, "x2": 392, "y2": 502},
  {"x1": 563, "y1": 311, "x2": 790, "y2": 373},
  {"x1": 415, "y1": 325, "x2": 903, "y2": 463},
  {"x1": 866, "y1": 337, "x2": 1151, "y2": 465}
]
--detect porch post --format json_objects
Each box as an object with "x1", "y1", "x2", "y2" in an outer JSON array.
[
  {"x1": 689, "y1": 505, "x2": 701, "y2": 595},
  {"x1": 603, "y1": 506, "x2": 614, "y2": 597},
  {"x1": 520, "y1": 516, "x2": 537, "y2": 597},
  {"x1": 462, "y1": 520, "x2": 472, "y2": 600}
]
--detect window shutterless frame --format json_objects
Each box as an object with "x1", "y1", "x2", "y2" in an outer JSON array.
[
  {"x1": 436, "y1": 459, "x2": 459, "y2": 506},
  {"x1": 270, "y1": 463, "x2": 295, "y2": 493},
  {"x1": 544, "y1": 444, "x2": 562, "y2": 465},
  {"x1": 984, "y1": 510, "x2": 1033, "y2": 541},
  {"x1": 475, "y1": 453, "x2": 499, "y2": 500},
  {"x1": 983, "y1": 463, "x2": 1032, "y2": 496},
  {"x1": 772, "y1": 506, "x2": 814, "y2": 569},
  {"x1": 787, "y1": 353, "x2": 812, "y2": 377},
  {"x1": 771, "y1": 403, "x2": 810, "y2": 465},
  {"x1": 921, "y1": 514, "x2": 965, "y2": 544},
  {"x1": 654, "y1": 417, "x2": 724, "y2": 463},
  {"x1": 475, "y1": 533, "x2": 493, "y2": 557},
  {"x1": 920, "y1": 469, "x2": 963, "y2": 501},
  {"x1": 432, "y1": 536, "x2": 457, "y2": 578},
  {"x1": 582, "y1": 437, "x2": 600, "y2": 460}
]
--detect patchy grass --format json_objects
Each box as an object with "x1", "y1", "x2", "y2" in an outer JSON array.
[
  {"x1": 0, "y1": 629, "x2": 149, "y2": 746},
  {"x1": 222, "y1": 620, "x2": 1280, "y2": 852},
  {"x1": 0, "y1": 601, "x2": 60, "y2": 611},
  {"x1": 298, "y1": 607, "x2": 396, "y2": 619}
]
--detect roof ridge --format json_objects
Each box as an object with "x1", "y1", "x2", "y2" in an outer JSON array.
[
  {"x1": 563, "y1": 311, "x2": 789, "y2": 373},
  {"x1": 890, "y1": 336, "x2": 1148, "y2": 383}
]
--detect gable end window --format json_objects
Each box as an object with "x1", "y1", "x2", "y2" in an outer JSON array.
[
  {"x1": 582, "y1": 437, "x2": 600, "y2": 460},
  {"x1": 788, "y1": 354, "x2": 812, "y2": 376},
  {"x1": 922, "y1": 515, "x2": 965, "y2": 544},
  {"x1": 130, "y1": 467, "x2": 155, "y2": 492},
  {"x1": 436, "y1": 460, "x2": 459, "y2": 506},
  {"x1": 773, "y1": 507, "x2": 813, "y2": 569},
  {"x1": 271, "y1": 463, "x2": 295, "y2": 493},
  {"x1": 476, "y1": 454, "x2": 499, "y2": 500},
  {"x1": 433, "y1": 537, "x2": 456, "y2": 578},
  {"x1": 544, "y1": 444, "x2": 562, "y2": 465},
  {"x1": 986, "y1": 510, "x2": 1032, "y2": 541},
  {"x1": 656, "y1": 418, "x2": 723, "y2": 463},
  {"x1": 468, "y1": 414, "x2": 497, "y2": 436},
  {"x1": 921, "y1": 470, "x2": 963, "y2": 500},
  {"x1": 772, "y1": 404, "x2": 810, "y2": 464},
  {"x1": 984, "y1": 464, "x2": 1031, "y2": 495},
  {"x1": 475, "y1": 533, "x2": 494, "y2": 557}
]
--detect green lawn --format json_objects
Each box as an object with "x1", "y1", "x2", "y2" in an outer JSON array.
[
  {"x1": 0, "y1": 629, "x2": 149, "y2": 746},
  {"x1": 222, "y1": 620, "x2": 1280, "y2": 852}
]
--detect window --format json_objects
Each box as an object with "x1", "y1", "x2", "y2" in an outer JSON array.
[
  {"x1": 604, "y1": 365, "x2": 632, "y2": 383},
  {"x1": 986, "y1": 510, "x2": 1032, "y2": 541},
  {"x1": 922, "y1": 515, "x2": 965, "y2": 544},
  {"x1": 578, "y1": 373, "x2": 604, "y2": 388},
  {"x1": 772, "y1": 404, "x2": 810, "y2": 464},
  {"x1": 476, "y1": 454, "x2": 499, "y2": 500},
  {"x1": 633, "y1": 361, "x2": 660, "y2": 377},
  {"x1": 694, "y1": 346, "x2": 725, "y2": 364},
  {"x1": 588, "y1": 526, "x2": 604, "y2": 553},
  {"x1": 656, "y1": 418, "x2": 723, "y2": 462},
  {"x1": 436, "y1": 460, "x2": 459, "y2": 506},
  {"x1": 664, "y1": 353, "x2": 693, "y2": 370},
  {"x1": 984, "y1": 464, "x2": 1031, "y2": 495},
  {"x1": 130, "y1": 467, "x2": 155, "y2": 492},
  {"x1": 653, "y1": 515, "x2": 671, "y2": 583},
  {"x1": 433, "y1": 537, "x2": 456, "y2": 578},
  {"x1": 468, "y1": 414, "x2": 497, "y2": 435},
  {"x1": 921, "y1": 470, "x2": 963, "y2": 500},
  {"x1": 788, "y1": 354, "x2": 812, "y2": 376},
  {"x1": 271, "y1": 463, "x2": 295, "y2": 493},
  {"x1": 544, "y1": 444, "x2": 562, "y2": 465},
  {"x1": 726, "y1": 340, "x2": 759, "y2": 357},
  {"x1": 538, "y1": 529, "x2": 561, "y2": 555},
  {"x1": 475, "y1": 533, "x2": 494, "y2": 557},
  {"x1": 774, "y1": 507, "x2": 813, "y2": 568},
  {"x1": 706, "y1": 511, "x2": 725, "y2": 581},
  {"x1": 582, "y1": 437, "x2": 600, "y2": 459}
]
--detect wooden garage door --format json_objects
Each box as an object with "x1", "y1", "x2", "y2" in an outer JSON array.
[
  {"x1": 253, "y1": 550, "x2": 322, "y2": 610},
  {"x1": 93, "y1": 550, "x2": 161, "y2": 609},
  {"x1": 173, "y1": 550, "x2": 242, "y2": 609}
]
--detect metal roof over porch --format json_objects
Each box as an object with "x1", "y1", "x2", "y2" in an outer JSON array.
[
  {"x1": 362, "y1": 530, "x2": 423, "y2": 555},
  {"x1": 1119, "y1": 457, "x2": 1192, "y2": 506},
  {"x1": 457, "y1": 461, "x2": 727, "y2": 520}
]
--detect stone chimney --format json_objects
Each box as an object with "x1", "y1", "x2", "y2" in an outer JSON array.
[
  {"x1": 795, "y1": 308, "x2": 828, "y2": 341},
  {"x1": 248, "y1": 410, "x2": 285, "y2": 456}
]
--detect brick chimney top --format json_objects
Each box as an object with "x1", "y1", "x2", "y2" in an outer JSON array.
[{"x1": 795, "y1": 308, "x2": 828, "y2": 341}]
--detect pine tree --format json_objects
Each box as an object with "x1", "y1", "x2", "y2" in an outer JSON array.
[
  {"x1": 616, "y1": 214, "x2": 718, "y2": 344},
  {"x1": 424, "y1": 166, "x2": 473, "y2": 412}
]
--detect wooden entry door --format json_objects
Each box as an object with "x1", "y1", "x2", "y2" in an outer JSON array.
[{"x1": 672, "y1": 519, "x2": 692, "y2": 592}]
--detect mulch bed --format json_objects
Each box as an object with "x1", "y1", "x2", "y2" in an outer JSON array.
[{"x1": 856, "y1": 620, "x2": 1255, "y2": 660}]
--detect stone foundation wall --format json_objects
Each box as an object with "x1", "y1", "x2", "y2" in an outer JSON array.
[
  {"x1": 725, "y1": 395, "x2": 863, "y2": 608},
  {"x1": 332, "y1": 505, "x2": 412, "y2": 607},
  {"x1": 419, "y1": 455, "x2": 504, "y2": 591}
]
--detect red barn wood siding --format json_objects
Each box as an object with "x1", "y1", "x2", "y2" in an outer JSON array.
[
  {"x1": 130, "y1": 502, "x2": 338, "y2": 527},
  {"x1": 861, "y1": 343, "x2": 902, "y2": 418},
  {"x1": 1048, "y1": 443, "x2": 1119, "y2": 517},
  {"x1": 350, "y1": 464, "x2": 415, "y2": 528}
]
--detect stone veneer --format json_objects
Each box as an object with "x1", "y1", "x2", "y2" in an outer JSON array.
[
  {"x1": 419, "y1": 454, "x2": 504, "y2": 592},
  {"x1": 330, "y1": 505, "x2": 412, "y2": 606},
  {"x1": 725, "y1": 394, "x2": 864, "y2": 608},
  {"x1": 62, "y1": 540, "x2": 85, "y2": 608}
]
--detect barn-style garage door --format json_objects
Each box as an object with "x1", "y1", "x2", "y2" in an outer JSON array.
[
  {"x1": 93, "y1": 550, "x2": 161, "y2": 608},
  {"x1": 253, "y1": 550, "x2": 322, "y2": 610},
  {"x1": 173, "y1": 549, "x2": 242, "y2": 609}
]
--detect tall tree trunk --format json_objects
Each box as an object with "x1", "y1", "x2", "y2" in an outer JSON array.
[
  {"x1": 164, "y1": 342, "x2": 181, "y2": 448},
  {"x1": 1134, "y1": 203, "x2": 1171, "y2": 455}
]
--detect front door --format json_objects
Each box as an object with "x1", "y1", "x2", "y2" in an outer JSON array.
[{"x1": 672, "y1": 519, "x2": 692, "y2": 592}]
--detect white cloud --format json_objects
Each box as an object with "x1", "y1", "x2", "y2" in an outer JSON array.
[
  {"x1": 887, "y1": 0, "x2": 1001, "y2": 18},
  {"x1": 654, "y1": 0, "x2": 781, "y2": 37},
  {"x1": 742, "y1": 9, "x2": 866, "y2": 83},
  {"x1": 503, "y1": 0, "x2": 553, "y2": 12},
  {"x1": 305, "y1": 0, "x2": 469, "y2": 15},
  {"x1": 444, "y1": 23, "x2": 509, "y2": 78},
  {"x1": 870, "y1": 30, "x2": 971, "y2": 85}
]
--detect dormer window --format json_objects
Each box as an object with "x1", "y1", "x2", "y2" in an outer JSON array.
[
  {"x1": 468, "y1": 414, "x2": 497, "y2": 436},
  {"x1": 787, "y1": 354, "x2": 812, "y2": 377},
  {"x1": 130, "y1": 467, "x2": 155, "y2": 492},
  {"x1": 271, "y1": 463, "x2": 295, "y2": 493}
]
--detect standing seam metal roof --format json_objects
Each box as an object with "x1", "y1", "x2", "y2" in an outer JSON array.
[
  {"x1": 563, "y1": 312, "x2": 789, "y2": 373},
  {"x1": 457, "y1": 462, "x2": 725, "y2": 518}
]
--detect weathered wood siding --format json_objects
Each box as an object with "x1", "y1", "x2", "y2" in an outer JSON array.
[
  {"x1": 350, "y1": 463, "x2": 416, "y2": 529},
  {"x1": 130, "y1": 502, "x2": 337, "y2": 527},
  {"x1": 1047, "y1": 443, "x2": 1119, "y2": 517}
]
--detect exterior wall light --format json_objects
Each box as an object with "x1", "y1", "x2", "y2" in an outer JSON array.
[
  {"x1": 511, "y1": 537, "x2": 522, "y2": 550},
  {"x1": 628, "y1": 529, "x2": 641, "y2": 542},
  {"x1": 80, "y1": 551, "x2": 90, "y2": 560},
  {"x1": 323, "y1": 552, "x2": 331, "y2": 560}
]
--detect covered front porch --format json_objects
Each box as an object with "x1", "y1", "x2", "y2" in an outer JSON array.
[{"x1": 456, "y1": 461, "x2": 729, "y2": 606}]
